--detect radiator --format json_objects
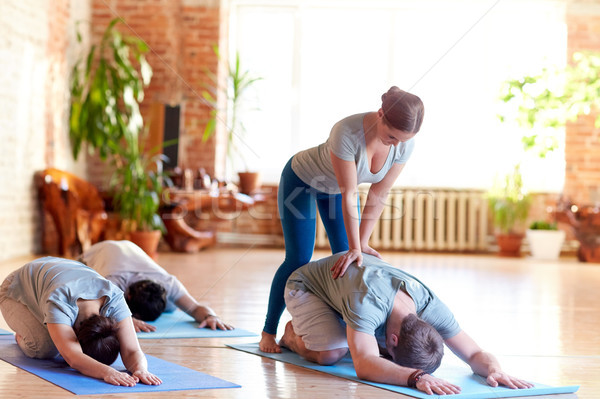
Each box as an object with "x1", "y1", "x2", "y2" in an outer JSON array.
[{"x1": 316, "y1": 187, "x2": 488, "y2": 252}]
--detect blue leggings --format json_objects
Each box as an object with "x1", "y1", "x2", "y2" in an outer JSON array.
[{"x1": 263, "y1": 158, "x2": 351, "y2": 335}]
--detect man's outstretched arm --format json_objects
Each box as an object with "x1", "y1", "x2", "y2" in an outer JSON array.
[
  {"x1": 445, "y1": 330, "x2": 533, "y2": 389},
  {"x1": 347, "y1": 327, "x2": 461, "y2": 395},
  {"x1": 175, "y1": 293, "x2": 233, "y2": 330}
]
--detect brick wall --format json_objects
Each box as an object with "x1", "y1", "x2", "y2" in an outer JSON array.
[
  {"x1": 88, "y1": 0, "x2": 226, "y2": 191},
  {"x1": 3, "y1": 2, "x2": 600, "y2": 261},
  {"x1": 82, "y1": 3, "x2": 600, "y2": 208},
  {"x1": 565, "y1": 6, "x2": 600, "y2": 205}
]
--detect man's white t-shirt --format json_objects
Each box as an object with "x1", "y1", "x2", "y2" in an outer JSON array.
[{"x1": 81, "y1": 240, "x2": 188, "y2": 312}]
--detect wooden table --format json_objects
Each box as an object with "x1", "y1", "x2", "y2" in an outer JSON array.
[{"x1": 160, "y1": 188, "x2": 256, "y2": 252}]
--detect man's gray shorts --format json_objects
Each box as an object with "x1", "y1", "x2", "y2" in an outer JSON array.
[{"x1": 284, "y1": 286, "x2": 348, "y2": 352}]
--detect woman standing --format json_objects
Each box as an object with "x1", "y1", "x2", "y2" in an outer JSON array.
[
  {"x1": 0, "y1": 256, "x2": 162, "y2": 386},
  {"x1": 261, "y1": 86, "x2": 424, "y2": 352}
]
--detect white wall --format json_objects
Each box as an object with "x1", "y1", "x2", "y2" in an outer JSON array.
[
  {"x1": 0, "y1": 0, "x2": 91, "y2": 262},
  {"x1": 230, "y1": 0, "x2": 567, "y2": 192}
]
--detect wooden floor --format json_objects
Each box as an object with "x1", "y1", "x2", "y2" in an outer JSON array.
[{"x1": 0, "y1": 247, "x2": 597, "y2": 398}]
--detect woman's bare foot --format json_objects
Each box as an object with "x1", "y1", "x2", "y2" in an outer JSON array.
[{"x1": 259, "y1": 331, "x2": 281, "y2": 353}]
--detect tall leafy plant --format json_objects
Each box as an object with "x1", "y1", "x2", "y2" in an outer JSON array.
[
  {"x1": 488, "y1": 164, "x2": 531, "y2": 234},
  {"x1": 70, "y1": 18, "x2": 152, "y2": 160},
  {"x1": 202, "y1": 46, "x2": 262, "y2": 174},
  {"x1": 499, "y1": 51, "x2": 600, "y2": 158},
  {"x1": 69, "y1": 18, "x2": 168, "y2": 233},
  {"x1": 110, "y1": 133, "x2": 167, "y2": 232}
]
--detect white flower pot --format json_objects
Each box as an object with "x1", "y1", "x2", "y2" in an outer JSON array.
[{"x1": 526, "y1": 229, "x2": 566, "y2": 260}]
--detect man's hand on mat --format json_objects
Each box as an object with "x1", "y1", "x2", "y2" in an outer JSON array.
[
  {"x1": 132, "y1": 318, "x2": 156, "y2": 333},
  {"x1": 104, "y1": 369, "x2": 140, "y2": 386},
  {"x1": 133, "y1": 370, "x2": 163, "y2": 385},
  {"x1": 486, "y1": 371, "x2": 534, "y2": 389},
  {"x1": 416, "y1": 374, "x2": 462, "y2": 395},
  {"x1": 198, "y1": 315, "x2": 234, "y2": 330},
  {"x1": 331, "y1": 249, "x2": 362, "y2": 279}
]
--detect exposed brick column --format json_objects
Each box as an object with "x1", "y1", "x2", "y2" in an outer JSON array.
[
  {"x1": 45, "y1": 0, "x2": 70, "y2": 167},
  {"x1": 565, "y1": 7, "x2": 600, "y2": 204},
  {"x1": 90, "y1": 0, "x2": 224, "y2": 184},
  {"x1": 180, "y1": 2, "x2": 225, "y2": 179}
]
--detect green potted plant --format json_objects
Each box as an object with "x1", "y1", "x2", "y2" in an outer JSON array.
[
  {"x1": 110, "y1": 132, "x2": 170, "y2": 258},
  {"x1": 202, "y1": 46, "x2": 263, "y2": 194},
  {"x1": 526, "y1": 220, "x2": 565, "y2": 260},
  {"x1": 69, "y1": 18, "x2": 166, "y2": 257},
  {"x1": 499, "y1": 51, "x2": 600, "y2": 262},
  {"x1": 488, "y1": 164, "x2": 532, "y2": 256},
  {"x1": 499, "y1": 51, "x2": 600, "y2": 140}
]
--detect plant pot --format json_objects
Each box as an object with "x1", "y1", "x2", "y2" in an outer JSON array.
[
  {"x1": 577, "y1": 244, "x2": 600, "y2": 263},
  {"x1": 238, "y1": 171, "x2": 261, "y2": 195},
  {"x1": 129, "y1": 230, "x2": 162, "y2": 260},
  {"x1": 495, "y1": 233, "x2": 524, "y2": 257},
  {"x1": 526, "y1": 229, "x2": 565, "y2": 260}
]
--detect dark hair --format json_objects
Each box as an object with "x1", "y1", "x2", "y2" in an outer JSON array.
[
  {"x1": 126, "y1": 280, "x2": 167, "y2": 321},
  {"x1": 391, "y1": 314, "x2": 444, "y2": 374},
  {"x1": 75, "y1": 315, "x2": 120, "y2": 365},
  {"x1": 381, "y1": 86, "x2": 424, "y2": 133}
]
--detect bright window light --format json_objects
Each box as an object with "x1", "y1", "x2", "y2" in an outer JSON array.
[{"x1": 229, "y1": 0, "x2": 567, "y2": 192}]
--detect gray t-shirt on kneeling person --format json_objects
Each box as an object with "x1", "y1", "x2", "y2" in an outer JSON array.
[
  {"x1": 5, "y1": 257, "x2": 131, "y2": 326},
  {"x1": 81, "y1": 240, "x2": 188, "y2": 312},
  {"x1": 286, "y1": 253, "x2": 460, "y2": 344}
]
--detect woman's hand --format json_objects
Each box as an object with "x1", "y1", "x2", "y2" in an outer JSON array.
[
  {"x1": 486, "y1": 371, "x2": 534, "y2": 389},
  {"x1": 361, "y1": 244, "x2": 382, "y2": 259},
  {"x1": 132, "y1": 318, "x2": 156, "y2": 333},
  {"x1": 133, "y1": 370, "x2": 163, "y2": 385},
  {"x1": 331, "y1": 249, "x2": 362, "y2": 279},
  {"x1": 198, "y1": 315, "x2": 234, "y2": 330},
  {"x1": 416, "y1": 374, "x2": 462, "y2": 395},
  {"x1": 103, "y1": 369, "x2": 139, "y2": 386}
]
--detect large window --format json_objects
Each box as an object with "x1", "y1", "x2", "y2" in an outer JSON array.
[{"x1": 229, "y1": 0, "x2": 567, "y2": 192}]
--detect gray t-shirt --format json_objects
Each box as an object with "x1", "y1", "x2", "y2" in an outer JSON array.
[
  {"x1": 291, "y1": 113, "x2": 415, "y2": 194},
  {"x1": 5, "y1": 257, "x2": 131, "y2": 326},
  {"x1": 81, "y1": 240, "x2": 188, "y2": 312},
  {"x1": 286, "y1": 253, "x2": 460, "y2": 341}
]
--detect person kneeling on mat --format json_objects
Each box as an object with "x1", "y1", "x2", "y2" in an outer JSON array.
[
  {"x1": 0, "y1": 257, "x2": 161, "y2": 386},
  {"x1": 80, "y1": 240, "x2": 232, "y2": 332},
  {"x1": 279, "y1": 252, "x2": 532, "y2": 395}
]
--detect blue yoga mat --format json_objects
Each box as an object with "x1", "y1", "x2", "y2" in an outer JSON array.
[
  {"x1": 0, "y1": 336, "x2": 240, "y2": 395},
  {"x1": 228, "y1": 343, "x2": 579, "y2": 399},
  {"x1": 0, "y1": 328, "x2": 12, "y2": 335},
  {"x1": 136, "y1": 310, "x2": 258, "y2": 339}
]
